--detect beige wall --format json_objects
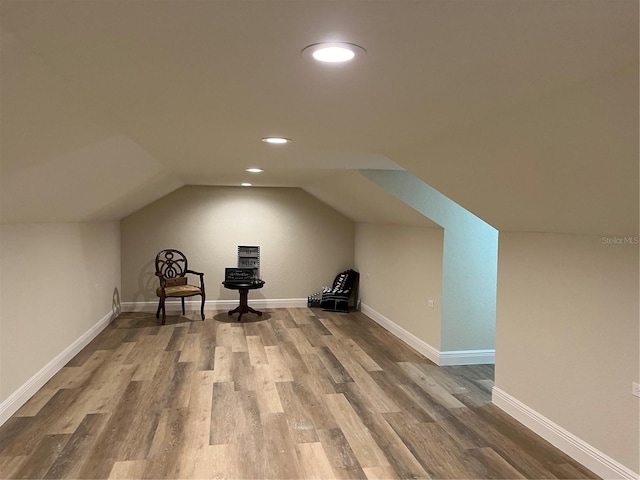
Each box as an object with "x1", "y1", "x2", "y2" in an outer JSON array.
[
  {"x1": 0, "y1": 221, "x2": 121, "y2": 402},
  {"x1": 496, "y1": 232, "x2": 639, "y2": 472},
  {"x1": 120, "y1": 186, "x2": 355, "y2": 303},
  {"x1": 355, "y1": 223, "x2": 443, "y2": 350}
]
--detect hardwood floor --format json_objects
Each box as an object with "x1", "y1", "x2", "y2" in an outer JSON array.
[{"x1": 0, "y1": 308, "x2": 598, "y2": 479}]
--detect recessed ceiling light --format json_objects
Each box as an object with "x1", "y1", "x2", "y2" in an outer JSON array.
[
  {"x1": 246, "y1": 168, "x2": 264, "y2": 173},
  {"x1": 241, "y1": 182, "x2": 252, "y2": 187},
  {"x1": 261, "y1": 137, "x2": 291, "y2": 144},
  {"x1": 301, "y1": 42, "x2": 366, "y2": 63}
]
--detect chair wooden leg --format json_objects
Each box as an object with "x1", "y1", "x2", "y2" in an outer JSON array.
[
  {"x1": 181, "y1": 297, "x2": 186, "y2": 315},
  {"x1": 200, "y1": 294, "x2": 205, "y2": 321},
  {"x1": 156, "y1": 300, "x2": 161, "y2": 319},
  {"x1": 161, "y1": 298, "x2": 166, "y2": 325}
]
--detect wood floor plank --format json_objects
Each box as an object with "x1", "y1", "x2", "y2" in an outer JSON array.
[
  {"x1": 12, "y1": 434, "x2": 70, "y2": 479},
  {"x1": 165, "y1": 361, "x2": 196, "y2": 409},
  {"x1": 399, "y1": 362, "x2": 468, "y2": 410},
  {"x1": 213, "y1": 322, "x2": 234, "y2": 348},
  {"x1": 75, "y1": 382, "x2": 149, "y2": 478},
  {"x1": 0, "y1": 456, "x2": 29, "y2": 478},
  {"x1": 317, "y1": 428, "x2": 367, "y2": 480},
  {"x1": 292, "y1": 379, "x2": 339, "y2": 431},
  {"x1": 298, "y1": 323, "x2": 329, "y2": 348},
  {"x1": 178, "y1": 332, "x2": 201, "y2": 363},
  {"x1": 230, "y1": 324, "x2": 249, "y2": 352},
  {"x1": 343, "y1": 338, "x2": 383, "y2": 372},
  {"x1": 140, "y1": 407, "x2": 189, "y2": 479},
  {"x1": 176, "y1": 372, "x2": 215, "y2": 478},
  {"x1": 324, "y1": 341, "x2": 399, "y2": 413},
  {"x1": 15, "y1": 350, "x2": 111, "y2": 417},
  {"x1": 0, "y1": 418, "x2": 32, "y2": 456},
  {"x1": 145, "y1": 323, "x2": 176, "y2": 350},
  {"x1": 279, "y1": 340, "x2": 311, "y2": 380},
  {"x1": 300, "y1": 353, "x2": 341, "y2": 395},
  {"x1": 261, "y1": 412, "x2": 302, "y2": 479},
  {"x1": 295, "y1": 442, "x2": 337, "y2": 479},
  {"x1": 384, "y1": 412, "x2": 484, "y2": 479},
  {"x1": 0, "y1": 389, "x2": 78, "y2": 457},
  {"x1": 231, "y1": 351, "x2": 255, "y2": 391},
  {"x1": 286, "y1": 326, "x2": 317, "y2": 355},
  {"x1": 306, "y1": 315, "x2": 333, "y2": 336},
  {"x1": 195, "y1": 320, "x2": 217, "y2": 370},
  {"x1": 414, "y1": 362, "x2": 471, "y2": 396},
  {"x1": 397, "y1": 380, "x2": 488, "y2": 451},
  {"x1": 315, "y1": 346, "x2": 354, "y2": 383},
  {"x1": 80, "y1": 325, "x2": 129, "y2": 354},
  {"x1": 345, "y1": 365, "x2": 400, "y2": 413},
  {"x1": 11, "y1": 387, "x2": 59, "y2": 419},
  {"x1": 128, "y1": 344, "x2": 164, "y2": 382},
  {"x1": 447, "y1": 407, "x2": 558, "y2": 479},
  {"x1": 363, "y1": 466, "x2": 402, "y2": 480},
  {"x1": 368, "y1": 370, "x2": 435, "y2": 423},
  {"x1": 0, "y1": 308, "x2": 599, "y2": 480},
  {"x1": 340, "y1": 389, "x2": 431, "y2": 480},
  {"x1": 210, "y1": 382, "x2": 237, "y2": 445},
  {"x1": 108, "y1": 460, "x2": 147, "y2": 479},
  {"x1": 548, "y1": 462, "x2": 600, "y2": 479},
  {"x1": 275, "y1": 381, "x2": 320, "y2": 444},
  {"x1": 269, "y1": 318, "x2": 295, "y2": 342},
  {"x1": 470, "y1": 403, "x2": 588, "y2": 469},
  {"x1": 254, "y1": 363, "x2": 285, "y2": 415},
  {"x1": 471, "y1": 446, "x2": 527, "y2": 479},
  {"x1": 212, "y1": 345, "x2": 233, "y2": 383},
  {"x1": 44, "y1": 413, "x2": 109, "y2": 479},
  {"x1": 322, "y1": 393, "x2": 390, "y2": 469},
  {"x1": 289, "y1": 307, "x2": 313, "y2": 325},
  {"x1": 340, "y1": 315, "x2": 428, "y2": 364},
  {"x1": 206, "y1": 444, "x2": 241, "y2": 479},
  {"x1": 256, "y1": 321, "x2": 280, "y2": 346},
  {"x1": 317, "y1": 317, "x2": 345, "y2": 338},
  {"x1": 234, "y1": 390, "x2": 265, "y2": 479},
  {"x1": 247, "y1": 335, "x2": 269, "y2": 365},
  {"x1": 165, "y1": 326, "x2": 187, "y2": 352},
  {"x1": 264, "y1": 345, "x2": 294, "y2": 382},
  {"x1": 51, "y1": 363, "x2": 137, "y2": 434},
  {"x1": 242, "y1": 321, "x2": 262, "y2": 336}
]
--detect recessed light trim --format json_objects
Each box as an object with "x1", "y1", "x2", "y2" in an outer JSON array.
[
  {"x1": 302, "y1": 42, "x2": 366, "y2": 63},
  {"x1": 246, "y1": 168, "x2": 264, "y2": 173},
  {"x1": 261, "y1": 137, "x2": 291, "y2": 144},
  {"x1": 241, "y1": 182, "x2": 252, "y2": 187}
]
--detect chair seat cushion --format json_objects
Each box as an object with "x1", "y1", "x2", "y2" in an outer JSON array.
[{"x1": 156, "y1": 285, "x2": 202, "y2": 297}]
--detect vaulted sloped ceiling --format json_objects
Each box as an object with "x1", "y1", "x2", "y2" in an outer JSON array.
[
  {"x1": 1, "y1": 1, "x2": 637, "y2": 233},
  {"x1": 0, "y1": 27, "x2": 183, "y2": 223}
]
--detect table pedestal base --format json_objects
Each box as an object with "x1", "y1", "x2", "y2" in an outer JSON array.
[{"x1": 228, "y1": 288, "x2": 263, "y2": 322}]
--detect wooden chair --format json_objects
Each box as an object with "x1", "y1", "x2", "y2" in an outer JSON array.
[{"x1": 155, "y1": 249, "x2": 205, "y2": 325}]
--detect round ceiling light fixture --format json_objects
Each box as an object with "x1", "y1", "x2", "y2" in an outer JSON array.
[
  {"x1": 301, "y1": 42, "x2": 366, "y2": 63},
  {"x1": 246, "y1": 168, "x2": 264, "y2": 173},
  {"x1": 261, "y1": 137, "x2": 291, "y2": 144}
]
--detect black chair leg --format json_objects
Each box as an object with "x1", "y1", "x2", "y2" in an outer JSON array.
[
  {"x1": 181, "y1": 297, "x2": 186, "y2": 315},
  {"x1": 156, "y1": 300, "x2": 161, "y2": 319},
  {"x1": 200, "y1": 294, "x2": 205, "y2": 321}
]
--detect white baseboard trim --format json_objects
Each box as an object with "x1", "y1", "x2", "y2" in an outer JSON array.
[
  {"x1": 121, "y1": 298, "x2": 308, "y2": 313},
  {"x1": 360, "y1": 303, "x2": 440, "y2": 364},
  {"x1": 439, "y1": 349, "x2": 495, "y2": 366},
  {"x1": 0, "y1": 309, "x2": 116, "y2": 426},
  {"x1": 492, "y1": 387, "x2": 639, "y2": 480},
  {"x1": 360, "y1": 303, "x2": 494, "y2": 366}
]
